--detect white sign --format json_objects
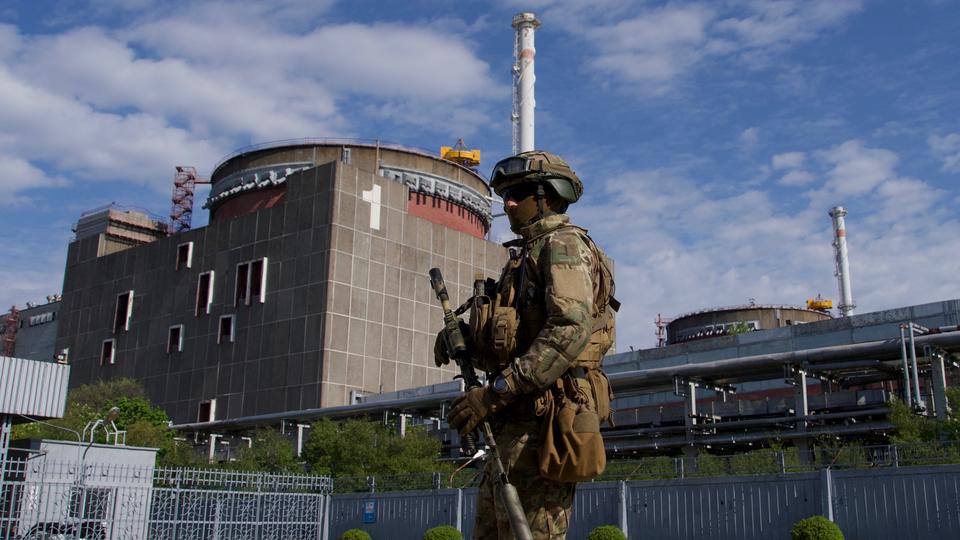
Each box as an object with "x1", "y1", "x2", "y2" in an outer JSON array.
[{"x1": 361, "y1": 184, "x2": 382, "y2": 231}]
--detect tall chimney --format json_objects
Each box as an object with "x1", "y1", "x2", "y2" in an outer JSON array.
[
  {"x1": 512, "y1": 12, "x2": 540, "y2": 154},
  {"x1": 829, "y1": 206, "x2": 855, "y2": 317}
]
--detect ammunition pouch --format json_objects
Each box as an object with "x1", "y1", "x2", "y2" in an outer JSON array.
[
  {"x1": 491, "y1": 306, "x2": 519, "y2": 369},
  {"x1": 537, "y1": 368, "x2": 609, "y2": 483},
  {"x1": 468, "y1": 278, "x2": 496, "y2": 371}
]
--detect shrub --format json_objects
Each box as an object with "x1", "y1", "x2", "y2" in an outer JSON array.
[
  {"x1": 341, "y1": 529, "x2": 372, "y2": 540},
  {"x1": 587, "y1": 525, "x2": 627, "y2": 540},
  {"x1": 791, "y1": 516, "x2": 843, "y2": 540},
  {"x1": 423, "y1": 525, "x2": 462, "y2": 540}
]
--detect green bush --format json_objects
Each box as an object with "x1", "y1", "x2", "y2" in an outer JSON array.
[
  {"x1": 791, "y1": 516, "x2": 843, "y2": 540},
  {"x1": 341, "y1": 529, "x2": 372, "y2": 540},
  {"x1": 587, "y1": 525, "x2": 627, "y2": 540},
  {"x1": 423, "y1": 525, "x2": 462, "y2": 540}
]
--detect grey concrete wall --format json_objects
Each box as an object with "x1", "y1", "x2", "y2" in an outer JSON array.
[
  {"x1": 318, "y1": 161, "x2": 503, "y2": 406},
  {"x1": 57, "y1": 155, "x2": 505, "y2": 424}
]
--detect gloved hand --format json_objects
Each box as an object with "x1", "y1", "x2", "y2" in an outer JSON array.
[
  {"x1": 433, "y1": 321, "x2": 471, "y2": 368},
  {"x1": 434, "y1": 330, "x2": 450, "y2": 367},
  {"x1": 448, "y1": 386, "x2": 512, "y2": 436}
]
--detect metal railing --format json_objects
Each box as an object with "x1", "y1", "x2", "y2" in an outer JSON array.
[{"x1": 0, "y1": 458, "x2": 333, "y2": 540}]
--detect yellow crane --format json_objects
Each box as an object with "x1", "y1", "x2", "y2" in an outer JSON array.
[
  {"x1": 441, "y1": 139, "x2": 481, "y2": 170},
  {"x1": 806, "y1": 294, "x2": 833, "y2": 312}
]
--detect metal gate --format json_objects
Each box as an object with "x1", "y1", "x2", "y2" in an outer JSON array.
[{"x1": 1, "y1": 459, "x2": 332, "y2": 540}]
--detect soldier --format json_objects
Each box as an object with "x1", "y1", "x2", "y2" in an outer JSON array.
[{"x1": 436, "y1": 151, "x2": 617, "y2": 539}]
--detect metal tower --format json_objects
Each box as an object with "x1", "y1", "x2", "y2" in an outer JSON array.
[
  {"x1": 170, "y1": 166, "x2": 210, "y2": 234},
  {"x1": 2, "y1": 306, "x2": 19, "y2": 357}
]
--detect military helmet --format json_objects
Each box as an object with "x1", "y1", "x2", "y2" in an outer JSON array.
[{"x1": 490, "y1": 151, "x2": 583, "y2": 204}]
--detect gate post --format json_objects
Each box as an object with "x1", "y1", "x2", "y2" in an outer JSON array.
[
  {"x1": 455, "y1": 488, "x2": 463, "y2": 533},
  {"x1": 618, "y1": 480, "x2": 629, "y2": 538},
  {"x1": 819, "y1": 468, "x2": 834, "y2": 521},
  {"x1": 320, "y1": 493, "x2": 331, "y2": 540}
]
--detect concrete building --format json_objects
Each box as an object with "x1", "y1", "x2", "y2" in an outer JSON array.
[
  {"x1": 56, "y1": 140, "x2": 504, "y2": 425},
  {"x1": 3, "y1": 299, "x2": 62, "y2": 362}
]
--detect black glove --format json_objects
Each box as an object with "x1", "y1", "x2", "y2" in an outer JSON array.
[{"x1": 433, "y1": 321, "x2": 472, "y2": 368}]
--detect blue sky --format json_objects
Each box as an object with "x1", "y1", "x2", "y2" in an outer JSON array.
[{"x1": 1, "y1": 0, "x2": 958, "y2": 350}]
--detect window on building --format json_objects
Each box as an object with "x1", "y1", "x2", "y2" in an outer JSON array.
[
  {"x1": 196, "y1": 271, "x2": 214, "y2": 316},
  {"x1": 176, "y1": 242, "x2": 194, "y2": 270},
  {"x1": 114, "y1": 291, "x2": 133, "y2": 333},
  {"x1": 100, "y1": 339, "x2": 115, "y2": 365},
  {"x1": 167, "y1": 325, "x2": 184, "y2": 353},
  {"x1": 198, "y1": 399, "x2": 216, "y2": 422},
  {"x1": 235, "y1": 258, "x2": 268, "y2": 306},
  {"x1": 218, "y1": 315, "x2": 235, "y2": 344}
]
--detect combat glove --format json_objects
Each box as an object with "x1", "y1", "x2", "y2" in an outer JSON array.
[
  {"x1": 433, "y1": 321, "x2": 472, "y2": 368},
  {"x1": 448, "y1": 385, "x2": 512, "y2": 436}
]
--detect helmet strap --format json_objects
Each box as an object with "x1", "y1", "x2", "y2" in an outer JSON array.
[{"x1": 536, "y1": 183, "x2": 546, "y2": 221}]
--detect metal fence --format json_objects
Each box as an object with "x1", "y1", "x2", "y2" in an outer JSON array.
[{"x1": 0, "y1": 459, "x2": 332, "y2": 540}]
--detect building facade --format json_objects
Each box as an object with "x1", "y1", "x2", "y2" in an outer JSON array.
[
  {"x1": 667, "y1": 304, "x2": 832, "y2": 345},
  {"x1": 56, "y1": 142, "x2": 505, "y2": 425}
]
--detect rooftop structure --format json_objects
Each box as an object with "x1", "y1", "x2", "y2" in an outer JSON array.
[
  {"x1": 666, "y1": 303, "x2": 832, "y2": 345},
  {"x1": 73, "y1": 205, "x2": 169, "y2": 257}
]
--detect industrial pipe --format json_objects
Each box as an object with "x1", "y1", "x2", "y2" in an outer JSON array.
[
  {"x1": 830, "y1": 206, "x2": 856, "y2": 317},
  {"x1": 171, "y1": 330, "x2": 960, "y2": 432},
  {"x1": 900, "y1": 325, "x2": 913, "y2": 405},
  {"x1": 909, "y1": 323, "x2": 923, "y2": 409}
]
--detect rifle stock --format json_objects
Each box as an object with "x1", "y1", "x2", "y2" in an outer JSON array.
[{"x1": 428, "y1": 267, "x2": 533, "y2": 540}]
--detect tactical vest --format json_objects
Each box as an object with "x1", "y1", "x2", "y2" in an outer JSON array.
[{"x1": 468, "y1": 224, "x2": 619, "y2": 420}]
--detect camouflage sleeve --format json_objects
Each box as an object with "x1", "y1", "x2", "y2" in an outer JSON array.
[{"x1": 513, "y1": 230, "x2": 596, "y2": 393}]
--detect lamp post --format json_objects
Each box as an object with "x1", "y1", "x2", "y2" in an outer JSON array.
[{"x1": 75, "y1": 406, "x2": 121, "y2": 526}]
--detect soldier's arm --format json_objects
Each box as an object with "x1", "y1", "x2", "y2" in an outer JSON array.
[{"x1": 510, "y1": 232, "x2": 595, "y2": 393}]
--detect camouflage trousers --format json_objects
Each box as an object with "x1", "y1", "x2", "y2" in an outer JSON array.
[{"x1": 473, "y1": 420, "x2": 576, "y2": 540}]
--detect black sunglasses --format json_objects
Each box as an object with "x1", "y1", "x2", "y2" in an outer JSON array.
[{"x1": 501, "y1": 183, "x2": 541, "y2": 201}]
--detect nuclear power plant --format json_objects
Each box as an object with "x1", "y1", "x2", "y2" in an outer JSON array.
[{"x1": 2, "y1": 11, "x2": 959, "y2": 465}]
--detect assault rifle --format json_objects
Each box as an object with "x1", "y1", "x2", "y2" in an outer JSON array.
[{"x1": 429, "y1": 268, "x2": 533, "y2": 540}]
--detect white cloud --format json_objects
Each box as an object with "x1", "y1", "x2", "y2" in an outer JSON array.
[
  {"x1": 928, "y1": 133, "x2": 960, "y2": 172},
  {"x1": 542, "y1": 0, "x2": 863, "y2": 93},
  {"x1": 772, "y1": 151, "x2": 805, "y2": 169},
  {"x1": 739, "y1": 127, "x2": 759, "y2": 150},
  {"x1": 778, "y1": 170, "x2": 814, "y2": 186},
  {"x1": 0, "y1": 64, "x2": 223, "y2": 193},
  {"x1": 0, "y1": 155, "x2": 68, "y2": 204},
  {"x1": 0, "y1": 7, "x2": 503, "y2": 200},
  {"x1": 573, "y1": 139, "x2": 960, "y2": 350},
  {"x1": 817, "y1": 139, "x2": 898, "y2": 197},
  {"x1": 715, "y1": 0, "x2": 863, "y2": 49}
]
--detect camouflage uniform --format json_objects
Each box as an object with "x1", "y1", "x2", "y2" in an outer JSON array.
[{"x1": 473, "y1": 214, "x2": 610, "y2": 540}]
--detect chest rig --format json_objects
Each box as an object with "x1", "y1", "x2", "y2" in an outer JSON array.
[{"x1": 469, "y1": 224, "x2": 618, "y2": 374}]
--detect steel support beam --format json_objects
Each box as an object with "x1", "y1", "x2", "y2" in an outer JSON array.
[{"x1": 928, "y1": 346, "x2": 949, "y2": 420}]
